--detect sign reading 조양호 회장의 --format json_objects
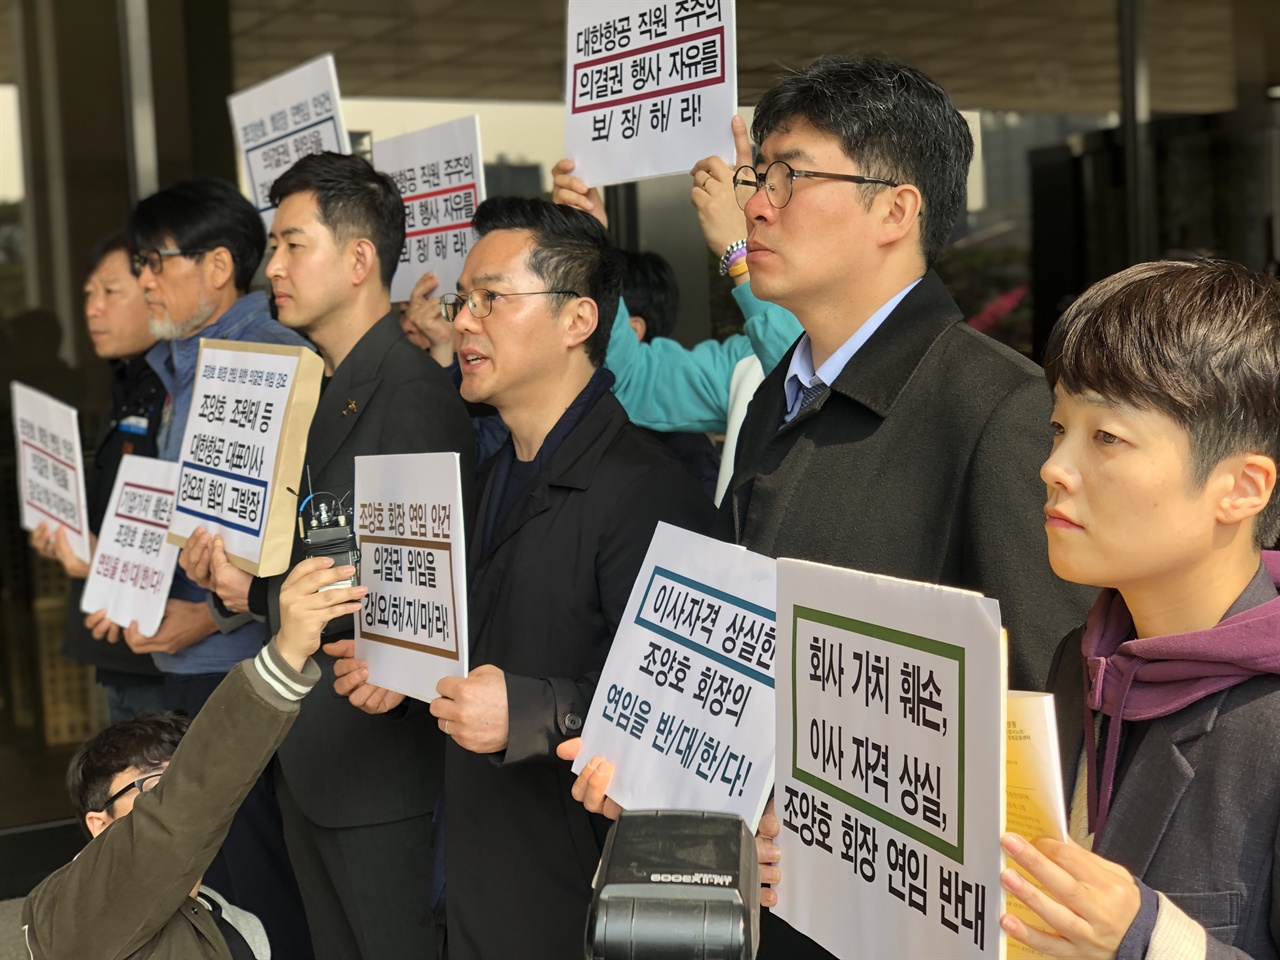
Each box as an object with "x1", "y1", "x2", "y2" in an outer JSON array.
[
  {"x1": 372, "y1": 116, "x2": 486, "y2": 304},
  {"x1": 167, "y1": 339, "x2": 324, "y2": 577},
  {"x1": 10, "y1": 381, "x2": 91, "y2": 565},
  {"x1": 564, "y1": 0, "x2": 737, "y2": 185},
  {"x1": 227, "y1": 53, "x2": 348, "y2": 230},
  {"x1": 354, "y1": 452, "x2": 468, "y2": 702},
  {"x1": 80, "y1": 455, "x2": 180, "y2": 637},
  {"x1": 574, "y1": 522, "x2": 776, "y2": 830},
  {"x1": 774, "y1": 560, "x2": 1007, "y2": 960}
]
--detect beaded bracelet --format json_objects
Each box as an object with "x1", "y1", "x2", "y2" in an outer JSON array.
[{"x1": 718, "y1": 239, "x2": 748, "y2": 276}]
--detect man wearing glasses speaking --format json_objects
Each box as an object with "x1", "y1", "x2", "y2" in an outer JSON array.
[{"x1": 332, "y1": 197, "x2": 713, "y2": 959}]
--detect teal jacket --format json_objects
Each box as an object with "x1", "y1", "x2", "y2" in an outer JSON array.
[{"x1": 606, "y1": 282, "x2": 802, "y2": 433}]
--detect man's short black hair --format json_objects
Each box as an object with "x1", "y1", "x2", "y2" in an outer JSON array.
[
  {"x1": 85, "y1": 231, "x2": 131, "y2": 282},
  {"x1": 67, "y1": 712, "x2": 189, "y2": 830},
  {"x1": 471, "y1": 197, "x2": 620, "y2": 366},
  {"x1": 268, "y1": 152, "x2": 406, "y2": 291},
  {"x1": 1045, "y1": 259, "x2": 1280, "y2": 547},
  {"x1": 126, "y1": 178, "x2": 266, "y2": 293},
  {"x1": 752, "y1": 54, "x2": 973, "y2": 265},
  {"x1": 620, "y1": 250, "x2": 679, "y2": 342}
]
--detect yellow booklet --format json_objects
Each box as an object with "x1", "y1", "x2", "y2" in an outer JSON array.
[{"x1": 1005, "y1": 691, "x2": 1069, "y2": 959}]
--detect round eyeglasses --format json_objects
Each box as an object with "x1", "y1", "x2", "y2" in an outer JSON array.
[
  {"x1": 732, "y1": 161, "x2": 900, "y2": 210},
  {"x1": 439, "y1": 288, "x2": 579, "y2": 322}
]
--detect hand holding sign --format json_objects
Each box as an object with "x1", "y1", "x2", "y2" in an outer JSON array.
[
  {"x1": 999, "y1": 834, "x2": 1141, "y2": 959},
  {"x1": 551, "y1": 159, "x2": 608, "y2": 228},
  {"x1": 430, "y1": 665, "x2": 509, "y2": 754},
  {"x1": 328, "y1": 638, "x2": 406, "y2": 715},
  {"x1": 124, "y1": 598, "x2": 215, "y2": 655},
  {"x1": 556, "y1": 738, "x2": 624, "y2": 820},
  {"x1": 84, "y1": 609, "x2": 123, "y2": 645},
  {"x1": 689, "y1": 115, "x2": 752, "y2": 258}
]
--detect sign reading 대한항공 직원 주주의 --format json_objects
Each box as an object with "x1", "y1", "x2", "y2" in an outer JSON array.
[
  {"x1": 774, "y1": 559, "x2": 1007, "y2": 959},
  {"x1": 354, "y1": 452, "x2": 469, "y2": 702},
  {"x1": 564, "y1": 0, "x2": 737, "y2": 185},
  {"x1": 10, "y1": 382, "x2": 91, "y2": 565},
  {"x1": 80, "y1": 455, "x2": 180, "y2": 637},
  {"x1": 167, "y1": 339, "x2": 323, "y2": 577},
  {"x1": 574, "y1": 522, "x2": 776, "y2": 830},
  {"x1": 228, "y1": 53, "x2": 348, "y2": 229},
  {"x1": 373, "y1": 115, "x2": 486, "y2": 304}
]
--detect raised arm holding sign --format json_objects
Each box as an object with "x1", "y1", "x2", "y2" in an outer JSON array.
[{"x1": 11, "y1": 382, "x2": 91, "y2": 565}]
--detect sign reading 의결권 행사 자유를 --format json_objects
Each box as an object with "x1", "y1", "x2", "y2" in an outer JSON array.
[
  {"x1": 80, "y1": 455, "x2": 180, "y2": 637},
  {"x1": 565, "y1": 0, "x2": 737, "y2": 185},
  {"x1": 774, "y1": 560, "x2": 1008, "y2": 960},
  {"x1": 228, "y1": 53, "x2": 348, "y2": 229},
  {"x1": 574, "y1": 522, "x2": 776, "y2": 830},
  {"x1": 373, "y1": 115, "x2": 486, "y2": 305},
  {"x1": 10, "y1": 382, "x2": 91, "y2": 565},
  {"x1": 167, "y1": 339, "x2": 323, "y2": 577},
  {"x1": 354, "y1": 452, "x2": 468, "y2": 703}
]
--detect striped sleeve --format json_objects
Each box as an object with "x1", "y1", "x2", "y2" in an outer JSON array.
[{"x1": 244, "y1": 641, "x2": 321, "y2": 706}]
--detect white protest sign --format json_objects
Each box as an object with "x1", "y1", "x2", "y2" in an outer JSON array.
[
  {"x1": 573, "y1": 523, "x2": 775, "y2": 829},
  {"x1": 81, "y1": 455, "x2": 180, "y2": 636},
  {"x1": 228, "y1": 54, "x2": 348, "y2": 228},
  {"x1": 10, "y1": 382, "x2": 90, "y2": 564},
  {"x1": 168, "y1": 340, "x2": 324, "y2": 577},
  {"x1": 373, "y1": 116, "x2": 486, "y2": 304},
  {"x1": 774, "y1": 560, "x2": 1007, "y2": 959},
  {"x1": 354, "y1": 452, "x2": 468, "y2": 701},
  {"x1": 565, "y1": 0, "x2": 737, "y2": 185}
]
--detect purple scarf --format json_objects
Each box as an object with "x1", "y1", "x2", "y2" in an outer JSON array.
[{"x1": 1082, "y1": 552, "x2": 1280, "y2": 837}]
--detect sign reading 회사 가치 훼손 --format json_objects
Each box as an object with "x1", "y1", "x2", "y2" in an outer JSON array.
[{"x1": 774, "y1": 559, "x2": 1007, "y2": 959}]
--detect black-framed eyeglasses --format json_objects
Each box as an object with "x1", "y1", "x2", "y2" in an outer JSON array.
[
  {"x1": 732, "y1": 161, "x2": 900, "y2": 210},
  {"x1": 439, "y1": 289, "x2": 579, "y2": 322},
  {"x1": 101, "y1": 769, "x2": 166, "y2": 811},
  {"x1": 130, "y1": 248, "x2": 210, "y2": 276}
]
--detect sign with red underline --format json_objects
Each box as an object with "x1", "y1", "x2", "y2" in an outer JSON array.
[{"x1": 373, "y1": 116, "x2": 487, "y2": 304}]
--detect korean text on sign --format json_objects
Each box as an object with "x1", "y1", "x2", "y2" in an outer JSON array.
[
  {"x1": 565, "y1": 0, "x2": 738, "y2": 185},
  {"x1": 227, "y1": 53, "x2": 348, "y2": 223},
  {"x1": 574, "y1": 523, "x2": 776, "y2": 829},
  {"x1": 10, "y1": 381, "x2": 91, "y2": 564},
  {"x1": 80, "y1": 455, "x2": 181, "y2": 637},
  {"x1": 774, "y1": 559, "x2": 1007, "y2": 959},
  {"x1": 354, "y1": 452, "x2": 469, "y2": 702},
  {"x1": 372, "y1": 115, "x2": 486, "y2": 303}
]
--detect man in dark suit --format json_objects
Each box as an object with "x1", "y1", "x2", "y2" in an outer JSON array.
[
  {"x1": 334, "y1": 197, "x2": 713, "y2": 959},
  {"x1": 183, "y1": 151, "x2": 475, "y2": 960},
  {"x1": 713, "y1": 55, "x2": 1096, "y2": 958}
]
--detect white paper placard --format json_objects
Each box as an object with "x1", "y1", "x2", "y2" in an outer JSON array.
[
  {"x1": 774, "y1": 559, "x2": 1008, "y2": 960},
  {"x1": 228, "y1": 54, "x2": 348, "y2": 228},
  {"x1": 354, "y1": 452, "x2": 468, "y2": 701},
  {"x1": 373, "y1": 116, "x2": 486, "y2": 304},
  {"x1": 573, "y1": 523, "x2": 775, "y2": 829},
  {"x1": 565, "y1": 0, "x2": 737, "y2": 185},
  {"x1": 168, "y1": 339, "x2": 323, "y2": 576},
  {"x1": 10, "y1": 382, "x2": 90, "y2": 564},
  {"x1": 81, "y1": 455, "x2": 180, "y2": 636}
]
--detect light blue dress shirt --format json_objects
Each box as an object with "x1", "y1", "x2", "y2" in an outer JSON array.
[{"x1": 782, "y1": 278, "x2": 923, "y2": 423}]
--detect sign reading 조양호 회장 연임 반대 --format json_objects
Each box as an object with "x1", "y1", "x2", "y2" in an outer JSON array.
[
  {"x1": 10, "y1": 382, "x2": 91, "y2": 565},
  {"x1": 372, "y1": 115, "x2": 486, "y2": 304},
  {"x1": 564, "y1": 0, "x2": 737, "y2": 185},
  {"x1": 80, "y1": 455, "x2": 180, "y2": 637},
  {"x1": 227, "y1": 53, "x2": 348, "y2": 229},
  {"x1": 574, "y1": 522, "x2": 776, "y2": 830},
  {"x1": 167, "y1": 339, "x2": 323, "y2": 577},
  {"x1": 354, "y1": 452, "x2": 468, "y2": 702},
  {"x1": 774, "y1": 559, "x2": 1008, "y2": 960}
]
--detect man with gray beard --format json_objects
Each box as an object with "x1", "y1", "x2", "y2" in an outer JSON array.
[{"x1": 125, "y1": 177, "x2": 315, "y2": 957}]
